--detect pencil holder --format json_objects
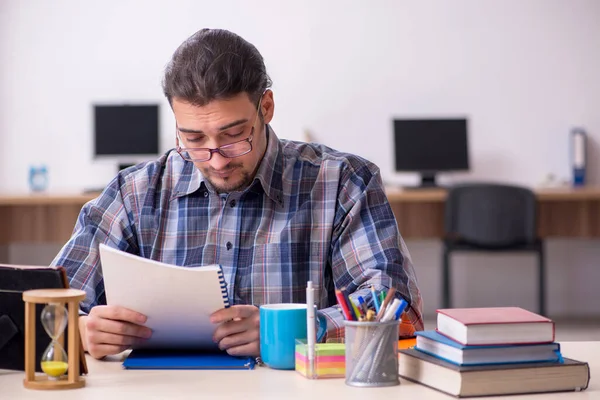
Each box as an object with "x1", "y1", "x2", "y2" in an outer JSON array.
[
  {"x1": 344, "y1": 319, "x2": 399, "y2": 387},
  {"x1": 295, "y1": 339, "x2": 345, "y2": 379}
]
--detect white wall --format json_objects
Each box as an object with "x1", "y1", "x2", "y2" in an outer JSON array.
[{"x1": 2, "y1": 0, "x2": 599, "y2": 317}]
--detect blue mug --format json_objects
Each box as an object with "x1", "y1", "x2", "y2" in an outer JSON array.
[{"x1": 260, "y1": 303, "x2": 327, "y2": 370}]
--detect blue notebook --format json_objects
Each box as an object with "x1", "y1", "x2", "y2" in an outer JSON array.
[
  {"x1": 415, "y1": 330, "x2": 562, "y2": 366},
  {"x1": 123, "y1": 349, "x2": 256, "y2": 370}
]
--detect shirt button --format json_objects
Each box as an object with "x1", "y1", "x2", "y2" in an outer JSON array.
[
  {"x1": 226, "y1": 242, "x2": 233, "y2": 250},
  {"x1": 230, "y1": 200, "x2": 236, "y2": 207},
  {"x1": 203, "y1": 191, "x2": 209, "y2": 198}
]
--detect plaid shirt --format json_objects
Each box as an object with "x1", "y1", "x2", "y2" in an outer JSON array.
[{"x1": 51, "y1": 126, "x2": 423, "y2": 339}]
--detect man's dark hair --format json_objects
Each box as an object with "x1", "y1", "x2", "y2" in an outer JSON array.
[{"x1": 162, "y1": 28, "x2": 272, "y2": 107}]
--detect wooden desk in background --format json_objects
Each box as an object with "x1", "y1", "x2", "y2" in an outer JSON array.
[
  {"x1": 387, "y1": 186, "x2": 600, "y2": 239},
  {"x1": 0, "y1": 194, "x2": 96, "y2": 246},
  {"x1": 0, "y1": 187, "x2": 599, "y2": 246}
]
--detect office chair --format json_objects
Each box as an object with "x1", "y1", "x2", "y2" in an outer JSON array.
[{"x1": 442, "y1": 183, "x2": 546, "y2": 316}]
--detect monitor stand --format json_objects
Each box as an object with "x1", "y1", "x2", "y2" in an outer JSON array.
[
  {"x1": 402, "y1": 173, "x2": 444, "y2": 190},
  {"x1": 118, "y1": 163, "x2": 135, "y2": 171},
  {"x1": 83, "y1": 163, "x2": 136, "y2": 194}
]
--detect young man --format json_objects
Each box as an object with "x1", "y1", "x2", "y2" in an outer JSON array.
[{"x1": 51, "y1": 28, "x2": 424, "y2": 360}]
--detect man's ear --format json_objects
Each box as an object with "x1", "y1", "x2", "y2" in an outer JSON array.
[{"x1": 260, "y1": 90, "x2": 275, "y2": 124}]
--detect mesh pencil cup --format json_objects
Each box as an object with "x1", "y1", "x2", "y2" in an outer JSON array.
[{"x1": 344, "y1": 319, "x2": 399, "y2": 387}]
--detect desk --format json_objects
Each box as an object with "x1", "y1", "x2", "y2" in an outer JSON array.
[
  {"x1": 0, "y1": 341, "x2": 596, "y2": 399},
  {"x1": 0, "y1": 187, "x2": 599, "y2": 245},
  {"x1": 0, "y1": 194, "x2": 96, "y2": 245},
  {"x1": 387, "y1": 186, "x2": 600, "y2": 239}
]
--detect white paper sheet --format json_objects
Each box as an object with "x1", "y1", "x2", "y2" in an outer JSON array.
[{"x1": 99, "y1": 244, "x2": 227, "y2": 349}]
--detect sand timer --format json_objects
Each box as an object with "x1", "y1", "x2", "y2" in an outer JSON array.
[
  {"x1": 40, "y1": 303, "x2": 69, "y2": 378},
  {"x1": 22, "y1": 288, "x2": 86, "y2": 390}
]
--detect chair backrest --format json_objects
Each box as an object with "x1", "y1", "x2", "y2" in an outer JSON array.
[{"x1": 444, "y1": 183, "x2": 537, "y2": 247}]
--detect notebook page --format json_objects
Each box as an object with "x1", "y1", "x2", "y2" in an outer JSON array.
[{"x1": 99, "y1": 244, "x2": 227, "y2": 349}]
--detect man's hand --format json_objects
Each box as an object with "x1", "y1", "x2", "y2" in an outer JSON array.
[
  {"x1": 80, "y1": 305, "x2": 152, "y2": 359},
  {"x1": 210, "y1": 305, "x2": 260, "y2": 357}
]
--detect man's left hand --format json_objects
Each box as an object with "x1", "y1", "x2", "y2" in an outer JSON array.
[{"x1": 210, "y1": 305, "x2": 260, "y2": 357}]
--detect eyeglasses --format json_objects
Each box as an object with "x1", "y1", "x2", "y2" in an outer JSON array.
[{"x1": 176, "y1": 97, "x2": 263, "y2": 163}]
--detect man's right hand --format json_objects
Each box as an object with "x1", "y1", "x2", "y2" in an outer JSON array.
[{"x1": 79, "y1": 305, "x2": 152, "y2": 359}]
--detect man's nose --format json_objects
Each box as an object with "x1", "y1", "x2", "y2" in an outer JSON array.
[{"x1": 208, "y1": 151, "x2": 231, "y2": 170}]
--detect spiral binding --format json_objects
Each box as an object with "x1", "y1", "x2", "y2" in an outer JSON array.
[{"x1": 217, "y1": 266, "x2": 230, "y2": 308}]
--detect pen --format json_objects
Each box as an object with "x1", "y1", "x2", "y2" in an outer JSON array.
[
  {"x1": 349, "y1": 297, "x2": 363, "y2": 320},
  {"x1": 335, "y1": 289, "x2": 353, "y2": 320},
  {"x1": 370, "y1": 285, "x2": 380, "y2": 314},
  {"x1": 393, "y1": 299, "x2": 408, "y2": 321},
  {"x1": 376, "y1": 287, "x2": 396, "y2": 321},
  {"x1": 357, "y1": 296, "x2": 368, "y2": 315},
  {"x1": 342, "y1": 289, "x2": 359, "y2": 321},
  {"x1": 381, "y1": 298, "x2": 400, "y2": 322},
  {"x1": 306, "y1": 281, "x2": 316, "y2": 378}
]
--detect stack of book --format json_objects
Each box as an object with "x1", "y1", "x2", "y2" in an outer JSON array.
[{"x1": 398, "y1": 307, "x2": 590, "y2": 397}]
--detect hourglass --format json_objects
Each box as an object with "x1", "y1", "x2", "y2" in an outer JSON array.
[
  {"x1": 40, "y1": 303, "x2": 69, "y2": 379},
  {"x1": 22, "y1": 288, "x2": 86, "y2": 390}
]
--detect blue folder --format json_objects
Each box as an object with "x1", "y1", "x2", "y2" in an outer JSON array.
[{"x1": 122, "y1": 349, "x2": 256, "y2": 370}]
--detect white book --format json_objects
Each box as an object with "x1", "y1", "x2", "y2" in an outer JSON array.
[{"x1": 99, "y1": 244, "x2": 229, "y2": 349}]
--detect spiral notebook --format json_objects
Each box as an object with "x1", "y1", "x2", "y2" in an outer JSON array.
[{"x1": 99, "y1": 244, "x2": 229, "y2": 350}]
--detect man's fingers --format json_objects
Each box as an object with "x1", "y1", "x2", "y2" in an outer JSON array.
[
  {"x1": 212, "y1": 319, "x2": 250, "y2": 343},
  {"x1": 225, "y1": 341, "x2": 260, "y2": 357},
  {"x1": 87, "y1": 330, "x2": 147, "y2": 347},
  {"x1": 87, "y1": 344, "x2": 129, "y2": 360},
  {"x1": 210, "y1": 305, "x2": 256, "y2": 323},
  {"x1": 91, "y1": 305, "x2": 147, "y2": 324},
  {"x1": 87, "y1": 317, "x2": 152, "y2": 339},
  {"x1": 215, "y1": 327, "x2": 256, "y2": 349}
]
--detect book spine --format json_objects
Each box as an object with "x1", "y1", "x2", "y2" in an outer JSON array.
[{"x1": 217, "y1": 266, "x2": 230, "y2": 308}]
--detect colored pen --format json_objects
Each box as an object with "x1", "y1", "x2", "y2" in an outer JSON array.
[
  {"x1": 393, "y1": 299, "x2": 408, "y2": 321},
  {"x1": 357, "y1": 296, "x2": 368, "y2": 315},
  {"x1": 376, "y1": 287, "x2": 396, "y2": 321},
  {"x1": 342, "y1": 289, "x2": 359, "y2": 321},
  {"x1": 370, "y1": 285, "x2": 380, "y2": 314},
  {"x1": 306, "y1": 281, "x2": 316, "y2": 378},
  {"x1": 335, "y1": 289, "x2": 353, "y2": 320},
  {"x1": 381, "y1": 298, "x2": 400, "y2": 322},
  {"x1": 349, "y1": 297, "x2": 363, "y2": 320}
]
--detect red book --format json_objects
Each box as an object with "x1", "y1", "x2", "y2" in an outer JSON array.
[{"x1": 436, "y1": 307, "x2": 555, "y2": 346}]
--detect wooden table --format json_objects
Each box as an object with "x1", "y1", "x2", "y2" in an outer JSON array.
[
  {"x1": 0, "y1": 194, "x2": 96, "y2": 245},
  {"x1": 387, "y1": 186, "x2": 600, "y2": 239},
  {"x1": 1, "y1": 187, "x2": 599, "y2": 246},
  {"x1": 0, "y1": 341, "x2": 596, "y2": 399}
]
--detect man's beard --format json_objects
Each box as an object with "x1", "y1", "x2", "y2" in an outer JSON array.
[{"x1": 202, "y1": 166, "x2": 253, "y2": 194}]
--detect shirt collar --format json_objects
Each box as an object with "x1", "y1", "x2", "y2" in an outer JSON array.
[
  {"x1": 170, "y1": 125, "x2": 284, "y2": 206},
  {"x1": 252, "y1": 125, "x2": 284, "y2": 206}
]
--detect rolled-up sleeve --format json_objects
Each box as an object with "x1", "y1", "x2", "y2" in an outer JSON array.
[{"x1": 318, "y1": 165, "x2": 424, "y2": 341}]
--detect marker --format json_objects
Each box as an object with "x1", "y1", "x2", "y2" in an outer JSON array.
[
  {"x1": 370, "y1": 286, "x2": 380, "y2": 314},
  {"x1": 335, "y1": 289, "x2": 353, "y2": 320},
  {"x1": 357, "y1": 296, "x2": 368, "y2": 315},
  {"x1": 393, "y1": 299, "x2": 408, "y2": 321},
  {"x1": 381, "y1": 298, "x2": 400, "y2": 322},
  {"x1": 349, "y1": 298, "x2": 363, "y2": 320}
]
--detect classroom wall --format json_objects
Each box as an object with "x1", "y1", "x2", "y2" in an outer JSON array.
[{"x1": 1, "y1": 0, "x2": 599, "y2": 318}]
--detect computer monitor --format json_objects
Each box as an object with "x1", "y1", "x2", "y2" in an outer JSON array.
[
  {"x1": 94, "y1": 104, "x2": 160, "y2": 169},
  {"x1": 393, "y1": 118, "x2": 469, "y2": 188}
]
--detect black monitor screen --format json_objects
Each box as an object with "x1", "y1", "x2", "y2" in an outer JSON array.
[
  {"x1": 94, "y1": 105, "x2": 159, "y2": 156},
  {"x1": 394, "y1": 118, "x2": 469, "y2": 172}
]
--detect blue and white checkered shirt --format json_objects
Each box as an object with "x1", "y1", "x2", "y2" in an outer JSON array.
[{"x1": 51, "y1": 127, "x2": 424, "y2": 339}]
